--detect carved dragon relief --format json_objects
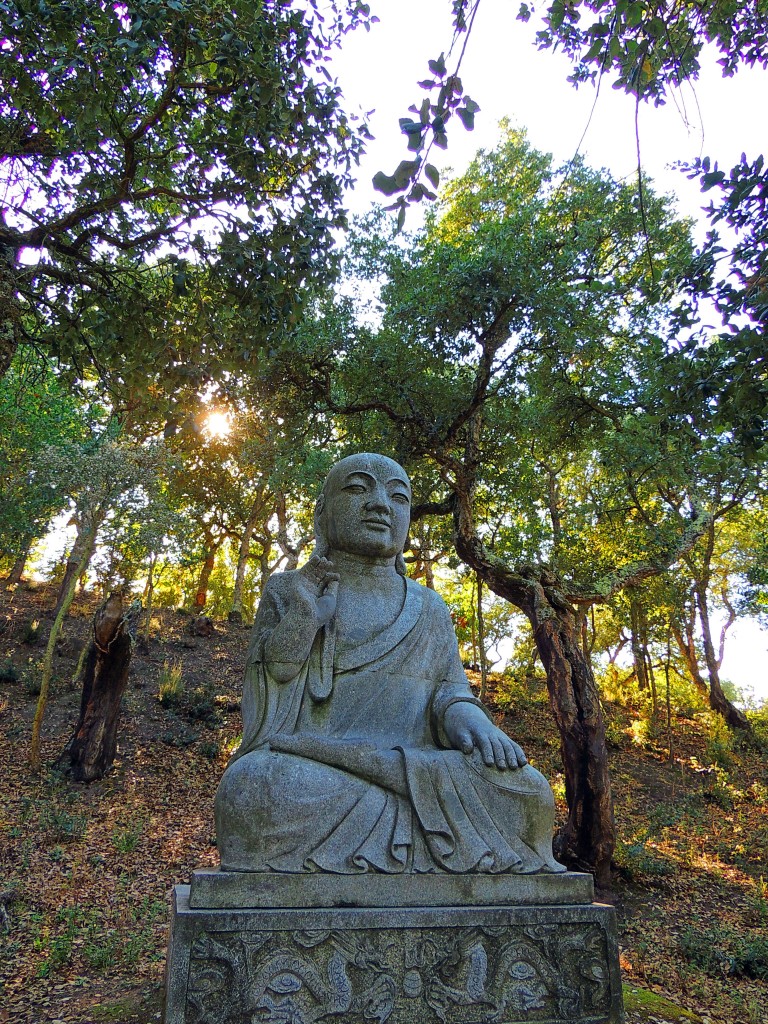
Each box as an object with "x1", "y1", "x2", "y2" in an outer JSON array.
[{"x1": 185, "y1": 923, "x2": 613, "y2": 1024}]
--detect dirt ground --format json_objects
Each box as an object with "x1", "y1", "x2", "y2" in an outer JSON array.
[{"x1": 0, "y1": 582, "x2": 766, "y2": 1023}]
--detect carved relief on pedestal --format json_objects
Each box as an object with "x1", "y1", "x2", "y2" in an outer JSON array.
[{"x1": 184, "y1": 923, "x2": 613, "y2": 1024}]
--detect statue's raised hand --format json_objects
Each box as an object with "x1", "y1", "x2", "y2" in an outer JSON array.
[{"x1": 293, "y1": 555, "x2": 340, "y2": 628}]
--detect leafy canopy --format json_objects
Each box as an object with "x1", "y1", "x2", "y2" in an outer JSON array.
[{"x1": 0, "y1": 0, "x2": 372, "y2": 375}]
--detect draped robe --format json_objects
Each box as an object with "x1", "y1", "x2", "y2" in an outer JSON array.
[{"x1": 215, "y1": 572, "x2": 564, "y2": 874}]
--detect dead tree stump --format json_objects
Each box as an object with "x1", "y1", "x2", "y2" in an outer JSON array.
[{"x1": 60, "y1": 593, "x2": 141, "y2": 782}]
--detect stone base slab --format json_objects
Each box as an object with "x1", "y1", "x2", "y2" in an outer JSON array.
[
  {"x1": 165, "y1": 886, "x2": 624, "y2": 1024},
  {"x1": 189, "y1": 869, "x2": 595, "y2": 909}
]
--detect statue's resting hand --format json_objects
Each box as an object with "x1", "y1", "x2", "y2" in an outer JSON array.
[{"x1": 443, "y1": 702, "x2": 527, "y2": 771}]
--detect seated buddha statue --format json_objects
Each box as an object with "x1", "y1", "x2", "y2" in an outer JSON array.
[{"x1": 214, "y1": 453, "x2": 564, "y2": 875}]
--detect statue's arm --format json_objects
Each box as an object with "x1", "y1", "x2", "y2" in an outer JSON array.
[
  {"x1": 428, "y1": 591, "x2": 528, "y2": 770},
  {"x1": 261, "y1": 557, "x2": 339, "y2": 683}
]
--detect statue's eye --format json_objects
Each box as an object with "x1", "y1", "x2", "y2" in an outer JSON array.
[
  {"x1": 391, "y1": 493, "x2": 410, "y2": 505},
  {"x1": 344, "y1": 484, "x2": 367, "y2": 493}
]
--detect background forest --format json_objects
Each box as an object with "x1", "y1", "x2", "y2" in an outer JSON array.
[{"x1": 1, "y1": 0, "x2": 767, "y2": 1022}]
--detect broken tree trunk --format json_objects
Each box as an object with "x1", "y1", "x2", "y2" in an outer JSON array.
[{"x1": 59, "y1": 592, "x2": 141, "y2": 782}]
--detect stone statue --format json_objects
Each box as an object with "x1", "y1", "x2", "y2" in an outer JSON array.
[{"x1": 215, "y1": 453, "x2": 564, "y2": 875}]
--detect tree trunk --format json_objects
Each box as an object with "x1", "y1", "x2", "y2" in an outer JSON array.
[
  {"x1": 524, "y1": 587, "x2": 614, "y2": 889},
  {"x1": 229, "y1": 506, "x2": 260, "y2": 623},
  {"x1": 194, "y1": 537, "x2": 218, "y2": 610},
  {"x1": 0, "y1": 240, "x2": 19, "y2": 380},
  {"x1": 141, "y1": 552, "x2": 157, "y2": 643},
  {"x1": 694, "y1": 583, "x2": 749, "y2": 730},
  {"x1": 59, "y1": 593, "x2": 140, "y2": 782},
  {"x1": 52, "y1": 518, "x2": 98, "y2": 619},
  {"x1": 30, "y1": 519, "x2": 97, "y2": 768},
  {"x1": 670, "y1": 616, "x2": 709, "y2": 697},
  {"x1": 451, "y1": 482, "x2": 615, "y2": 889},
  {"x1": 629, "y1": 593, "x2": 649, "y2": 691},
  {"x1": 3, "y1": 537, "x2": 32, "y2": 588},
  {"x1": 477, "y1": 573, "x2": 488, "y2": 700}
]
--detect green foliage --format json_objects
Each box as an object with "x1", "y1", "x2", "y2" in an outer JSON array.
[
  {"x1": 0, "y1": 0, "x2": 371, "y2": 386},
  {"x1": 520, "y1": 0, "x2": 768, "y2": 102},
  {"x1": 704, "y1": 715, "x2": 736, "y2": 770},
  {"x1": 673, "y1": 155, "x2": 768, "y2": 456},
  {"x1": 36, "y1": 897, "x2": 165, "y2": 976},
  {"x1": 680, "y1": 925, "x2": 768, "y2": 981},
  {"x1": 111, "y1": 816, "x2": 145, "y2": 854},
  {"x1": 39, "y1": 803, "x2": 88, "y2": 844},
  {"x1": 183, "y1": 682, "x2": 220, "y2": 727},
  {"x1": 747, "y1": 702, "x2": 768, "y2": 750},
  {"x1": 157, "y1": 660, "x2": 184, "y2": 706},
  {"x1": 0, "y1": 349, "x2": 96, "y2": 555},
  {"x1": 198, "y1": 740, "x2": 220, "y2": 761},
  {"x1": 613, "y1": 839, "x2": 675, "y2": 879},
  {"x1": 0, "y1": 658, "x2": 18, "y2": 683}
]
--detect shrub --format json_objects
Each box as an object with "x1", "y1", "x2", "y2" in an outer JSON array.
[
  {"x1": 157, "y1": 659, "x2": 184, "y2": 706},
  {"x1": 705, "y1": 715, "x2": 736, "y2": 770},
  {"x1": 679, "y1": 925, "x2": 768, "y2": 980},
  {"x1": 614, "y1": 840, "x2": 675, "y2": 880},
  {"x1": 0, "y1": 658, "x2": 18, "y2": 683},
  {"x1": 39, "y1": 804, "x2": 88, "y2": 843},
  {"x1": 21, "y1": 618, "x2": 40, "y2": 644},
  {"x1": 111, "y1": 815, "x2": 145, "y2": 854},
  {"x1": 184, "y1": 683, "x2": 219, "y2": 725}
]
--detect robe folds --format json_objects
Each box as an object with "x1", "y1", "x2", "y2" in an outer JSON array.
[{"x1": 215, "y1": 572, "x2": 564, "y2": 875}]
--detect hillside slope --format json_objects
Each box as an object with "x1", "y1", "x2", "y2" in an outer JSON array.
[{"x1": 0, "y1": 584, "x2": 766, "y2": 1023}]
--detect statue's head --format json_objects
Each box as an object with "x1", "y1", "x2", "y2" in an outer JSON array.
[{"x1": 314, "y1": 453, "x2": 411, "y2": 572}]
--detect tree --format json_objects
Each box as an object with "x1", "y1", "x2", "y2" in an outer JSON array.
[
  {"x1": 0, "y1": 347, "x2": 96, "y2": 567},
  {"x1": 523, "y1": 0, "x2": 768, "y2": 102},
  {"x1": 671, "y1": 156, "x2": 768, "y2": 455},
  {"x1": 30, "y1": 434, "x2": 165, "y2": 767},
  {"x1": 0, "y1": 0, "x2": 371, "y2": 380},
  {"x1": 59, "y1": 592, "x2": 142, "y2": 782},
  {"x1": 276, "y1": 128, "x2": 701, "y2": 885},
  {"x1": 375, "y1": 0, "x2": 768, "y2": 216}
]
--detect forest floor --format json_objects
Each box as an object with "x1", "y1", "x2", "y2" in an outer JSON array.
[{"x1": 0, "y1": 582, "x2": 766, "y2": 1024}]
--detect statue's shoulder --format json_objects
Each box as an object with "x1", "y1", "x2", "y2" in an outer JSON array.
[
  {"x1": 263, "y1": 568, "x2": 299, "y2": 593},
  {"x1": 405, "y1": 577, "x2": 452, "y2": 618},
  {"x1": 253, "y1": 570, "x2": 298, "y2": 617}
]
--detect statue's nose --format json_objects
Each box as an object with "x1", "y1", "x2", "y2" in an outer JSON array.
[{"x1": 365, "y1": 488, "x2": 390, "y2": 512}]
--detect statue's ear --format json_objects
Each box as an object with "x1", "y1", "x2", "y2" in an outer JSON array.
[
  {"x1": 395, "y1": 553, "x2": 406, "y2": 576},
  {"x1": 313, "y1": 494, "x2": 329, "y2": 558}
]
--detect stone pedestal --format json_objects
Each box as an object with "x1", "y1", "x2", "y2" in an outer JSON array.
[{"x1": 164, "y1": 872, "x2": 624, "y2": 1024}]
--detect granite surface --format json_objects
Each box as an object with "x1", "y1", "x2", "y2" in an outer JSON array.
[
  {"x1": 215, "y1": 455, "x2": 563, "y2": 876},
  {"x1": 165, "y1": 886, "x2": 624, "y2": 1024}
]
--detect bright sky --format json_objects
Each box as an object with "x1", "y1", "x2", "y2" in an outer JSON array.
[
  {"x1": 329, "y1": 1, "x2": 768, "y2": 703},
  {"x1": 332, "y1": 0, "x2": 768, "y2": 225}
]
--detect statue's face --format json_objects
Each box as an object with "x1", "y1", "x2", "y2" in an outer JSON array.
[{"x1": 320, "y1": 454, "x2": 411, "y2": 560}]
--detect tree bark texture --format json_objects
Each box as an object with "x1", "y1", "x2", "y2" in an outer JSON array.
[
  {"x1": 671, "y1": 615, "x2": 709, "y2": 697},
  {"x1": 477, "y1": 573, "x2": 488, "y2": 700},
  {"x1": 629, "y1": 594, "x2": 649, "y2": 691},
  {"x1": 3, "y1": 537, "x2": 32, "y2": 588},
  {"x1": 194, "y1": 536, "x2": 219, "y2": 610},
  {"x1": 451, "y1": 485, "x2": 615, "y2": 889},
  {"x1": 60, "y1": 593, "x2": 140, "y2": 782},
  {"x1": 0, "y1": 244, "x2": 19, "y2": 380},
  {"x1": 30, "y1": 520, "x2": 98, "y2": 768},
  {"x1": 694, "y1": 582, "x2": 749, "y2": 730},
  {"x1": 52, "y1": 518, "x2": 99, "y2": 620},
  {"x1": 229, "y1": 505, "x2": 260, "y2": 623}
]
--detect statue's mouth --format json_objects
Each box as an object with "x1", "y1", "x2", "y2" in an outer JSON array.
[{"x1": 362, "y1": 518, "x2": 390, "y2": 529}]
